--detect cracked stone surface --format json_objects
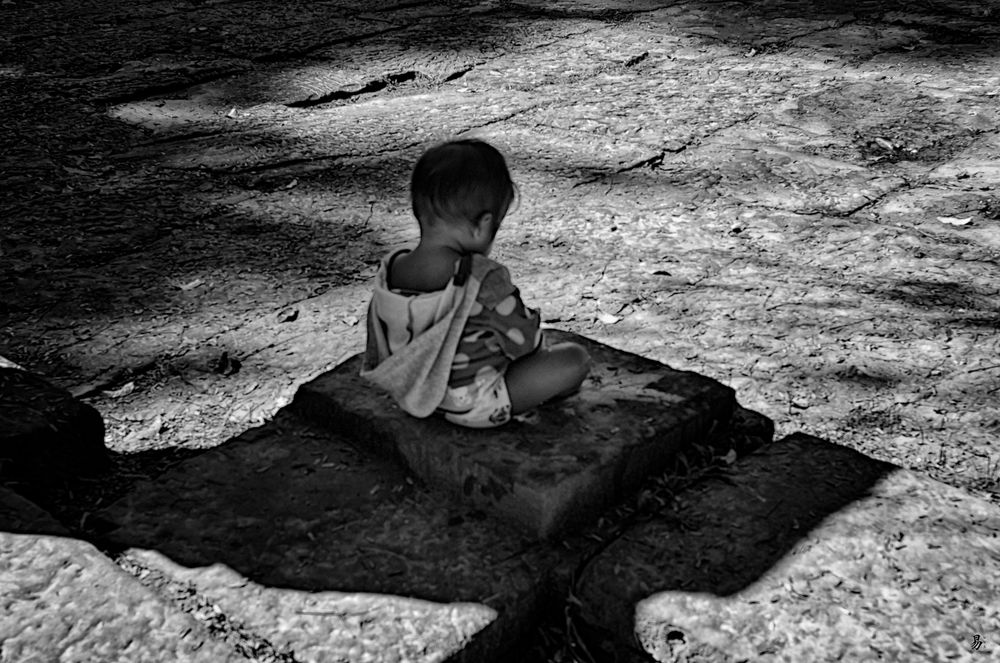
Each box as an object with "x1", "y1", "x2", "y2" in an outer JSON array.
[
  {"x1": 293, "y1": 330, "x2": 736, "y2": 538},
  {"x1": 124, "y1": 548, "x2": 498, "y2": 663},
  {"x1": 0, "y1": 491, "x2": 241, "y2": 663},
  {"x1": 576, "y1": 434, "x2": 1000, "y2": 661}
]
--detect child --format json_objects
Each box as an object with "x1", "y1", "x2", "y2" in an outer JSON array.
[{"x1": 361, "y1": 139, "x2": 590, "y2": 428}]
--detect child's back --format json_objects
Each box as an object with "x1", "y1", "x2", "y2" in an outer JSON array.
[{"x1": 361, "y1": 139, "x2": 590, "y2": 428}]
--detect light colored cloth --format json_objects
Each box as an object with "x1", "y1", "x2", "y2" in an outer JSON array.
[
  {"x1": 361, "y1": 251, "x2": 505, "y2": 417},
  {"x1": 441, "y1": 370, "x2": 512, "y2": 428}
]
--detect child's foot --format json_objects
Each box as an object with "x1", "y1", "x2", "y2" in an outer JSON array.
[{"x1": 512, "y1": 409, "x2": 541, "y2": 424}]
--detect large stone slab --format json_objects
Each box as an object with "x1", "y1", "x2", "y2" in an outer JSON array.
[
  {"x1": 0, "y1": 366, "x2": 108, "y2": 482},
  {"x1": 576, "y1": 433, "x2": 1000, "y2": 661},
  {"x1": 124, "y1": 548, "x2": 497, "y2": 663},
  {"x1": 97, "y1": 411, "x2": 565, "y2": 663},
  {"x1": 292, "y1": 330, "x2": 736, "y2": 539},
  {"x1": 0, "y1": 493, "x2": 240, "y2": 662}
]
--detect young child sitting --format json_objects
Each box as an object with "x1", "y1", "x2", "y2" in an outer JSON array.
[{"x1": 361, "y1": 139, "x2": 590, "y2": 428}]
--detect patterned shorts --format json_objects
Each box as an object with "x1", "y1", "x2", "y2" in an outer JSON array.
[{"x1": 439, "y1": 367, "x2": 512, "y2": 429}]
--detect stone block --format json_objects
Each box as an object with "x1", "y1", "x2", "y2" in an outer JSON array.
[
  {"x1": 575, "y1": 434, "x2": 1000, "y2": 661},
  {"x1": 292, "y1": 330, "x2": 736, "y2": 539},
  {"x1": 0, "y1": 367, "x2": 108, "y2": 481},
  {"x1": 0, "y1": 526, "x2": 240, "y2": 662}
]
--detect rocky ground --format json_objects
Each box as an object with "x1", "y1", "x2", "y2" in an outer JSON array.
[
  {"x1": 3, "y1": 0, "x2": 998, "y2": 497},
  {"x1": 2, "y1": 0, "x2": 999, "y2": 659}
]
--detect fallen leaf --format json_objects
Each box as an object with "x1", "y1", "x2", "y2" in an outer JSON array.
[
  {"x1": 513, "y1": 410, "x2": 541, "y2": 425},
  {"x1": 123, "y1": 415, "x2": 163, "y2": 445},
  {"x1": 937, "y1": 216, "x2": 973, "y2": 226},
  {"x1": 177, "y1": 278, "x2": 204, "y2": 291},
  {"x1": 102, "y1": 381, "x2": 135, "y2": 398},
  {"x1": 597, "y1": 311, "x2": 622, "y2": 324},
  {"x1": 62, "y1": 165, "x2": 95, "y2": 177}
]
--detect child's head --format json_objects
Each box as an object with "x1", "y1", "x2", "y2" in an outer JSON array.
[{"x1": 410, "y1": 139, "x2": 516, "y2": 245}]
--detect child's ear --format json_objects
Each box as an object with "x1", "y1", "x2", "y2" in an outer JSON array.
[{"x1": 472, "y1": 212, "x2": 494, "y2": 237}]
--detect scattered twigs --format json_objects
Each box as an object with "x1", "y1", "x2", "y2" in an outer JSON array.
[{"x1": 963, "y1": 364, "x2": 1000, "y2": 375}]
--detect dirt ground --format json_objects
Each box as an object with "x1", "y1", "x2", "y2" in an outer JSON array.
[{"x1": 2, "y1": 0, "x2": 998, "y2": 515}]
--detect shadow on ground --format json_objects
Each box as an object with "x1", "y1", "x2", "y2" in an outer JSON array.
[
  {"x1": 573, "y1": 433, "x2": 895, "y2": 655},
  {"x1": 3, "y1": 395, "x2": 891, "y2": 661}
]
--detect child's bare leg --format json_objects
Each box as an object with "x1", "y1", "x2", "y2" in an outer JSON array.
[{"x1": 505, "y1": 342, "x2": 590, "y2": 414}]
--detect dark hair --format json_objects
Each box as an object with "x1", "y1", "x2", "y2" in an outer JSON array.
[{"x1": 410, "y1": 139, "x2": 516, "y2": 228}]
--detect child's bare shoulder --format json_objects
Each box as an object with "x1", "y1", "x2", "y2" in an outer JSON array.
[{"x1": 390, "y1": 250, "x2": 455, "y2": 292}]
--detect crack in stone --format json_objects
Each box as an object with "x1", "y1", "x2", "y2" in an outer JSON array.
[
  {"x1": 570, "y1": 147, "x2": 681, "y2": 188},
  {"x1": 621, "y1": 149, "x2": 676, "y2": 172},
  {"x1": 763, "y1": 175, "x2": 916, "y2": 218},
  {"x1": 700, "y1": 112, "x2": 760, "y2": 141},
  {"x1": 571, "y1": 111, "x2": 758, "y2": 188},
  {"x1": 623, "y1": 51, "x2": 650, "y2": 68},
  {"x1": 284, "y1": 71, "x2": 418, "y2": 108},
  {"x1": 833, "y1": 182, "x2": 913, "y2": 218},
  {"x1": 459, "y1": 102, "x2": 555, "y2": 133},
  {"x1": 280, "y1": 19, "x2": 602, "y2": 105},
  {"x1": 303, "y1": 20, "x2": 603, "y2": 103},
  {"x1": 443, "y1": 65, "x2": 476, "y2": 82}
]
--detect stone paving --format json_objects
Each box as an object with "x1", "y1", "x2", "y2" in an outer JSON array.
[
  {"x1": 6, "y1": 369, "x2": 1000, "y2": 661},
  {"x1": 579, "y1": 434, "x2": 1000, "y2": 661},
  {"x1": 96, "y1": 411, "x2": 530, "y2": 661},
  {"x1": 0, "y1": 487, "x2": 241, "y2": 663},
  {"x1": 92, "y1": 334, "x2": 745, "y2": 661},
  {"x1": 3, "y1": 0, "x2": 1000, "y2": 661}
]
